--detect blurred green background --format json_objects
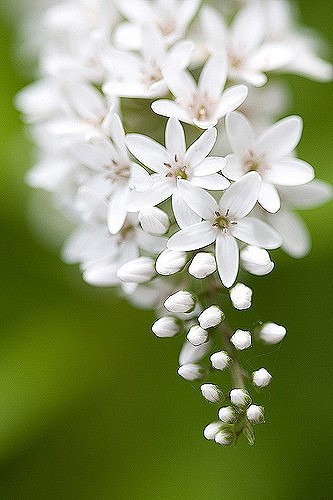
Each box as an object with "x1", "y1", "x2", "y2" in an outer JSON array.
[{"x1": 0, "y1": 2, "x2": 332, "y2": 498}]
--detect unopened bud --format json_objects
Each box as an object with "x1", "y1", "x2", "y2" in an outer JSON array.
[
  {"x1": 187, "y1": 325, "x2": 208, "y2": 346},
  {"x1": 230, "y1": 388, "x2": 251, "y2": 407},
  {"x1": 188, "y1": 252, "x2": 216, "y2": 279},
  {"x1": 164, "y1": 290, "x2": 195, "y2": 313},
  {"x1": 152, "y1": 316, "x2": 180, "y2": 338},
  {"x1": 246, "y1": 404, "x2": 265, "y2": 424},
  {"x1": 230, "y1": 329, "x2": 252, "y2": 350},
  {"x1": 156, "y1": 249, "x2": 187, "y2": 276},
  {"x1": 214, "y1": 429, "x2": 234, "y2": 446},
  {"x1": 198, "y1": 305, "x2": 224, "y2": 329},
  {"x1": 200, "y1": 383, "x2": 224, "y2": 404},
  {"x1": 178, "y1": 363, "x2": 205, "y2": 381},
  {"x1": 210, "y1": 351, "x2": 231, "y2": 371},
  {"x1": 240, "y1": 245, "x2": 274, "y2": 276},
  {"x1": 257, "y1": 322, "x2": 287, "y2": 344},
  {"x1": 117, "y1": 256, "x2": 155, "y2": 283},
  {"x1": 218, "y1": 406, "x2": 237, "y2": 423},
  {"x1": 230, "y1": 283, "x2": 252, "y2": 310},
  {"x1": 203, "y1": 421, "x2": 221, "y2": 440},
  {"x1": 252, "y1": 368, "x2": 272, "y2": 388},
  {"x1": 138, "y1": 206, "x2": 169, "y2": 234}
]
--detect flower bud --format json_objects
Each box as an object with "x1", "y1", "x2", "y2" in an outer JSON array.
[
  {"x1": 177, "y1": 363, "x2": 205, "y2": 381},
  {"x1": 210, "y1": 351, "x2": 231, "y2": 371},
  {"x1": 156, "y1": 249, "x2": 187, "y2": 276},
  {"x1": 200, "y1": 383, "x2": 224, "y2": 404},
  {"x1": 252, "y1": 368, "x2": 272, "y2": 388},
  {"x1": 257, "y1": 322, "x2": 287, "y2": 344},
  {"x1": 179, "y1": 339, "x2": 212, "y2": 365},
  {"x1": 230, "y1": 283, "x2": 252, "y2": 310},
  {"x1": 117, "y1": 256, "x2": 155, "y2": 283},
  {"x1": 214, "y1": 430, "x2": 234, "y2": 446},
  {"x1": 230, "y1": 388, "x2": 251, "y2": 407},
  {"x1": 218, "y1": 406, "x2": 237, "y2": 423},
  {"x1": 188, "y1": 252, "x2": 216, "y2": 279},
  {"x1": 240, "y1": 245, "x2": 274, "y2": 276},
  {"x1": 138, "y1": 206, "x2": 169, "y2": 234},
  {"x1": 246, "y1": 404, "x2": 265, "y2": 424},
  {"x1": 187, "y1": 325, "x2": 208, "y2": 346},
  {"x1": 230, "y1": 329, "x2": 252, "y2": 350},
  {"x1": 152, "y1": 316, "x2": 180, "y2": 338},
  {"x1": 164, "y1": 290, "x2": 195, "y2": 313},
  {"x1": 198, "y1": 305, "x2": 224, "y2": 329},
  {"x1": 203, "y1": 421, "x2": 221, "y2": 440}
]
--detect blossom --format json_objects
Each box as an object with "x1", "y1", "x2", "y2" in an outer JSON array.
[
  {"x1": 198, "y1": 306, "x2": 224, "y2": 329},
  {"x1": 240, "y1": 245, "x2": 274, "y2": 276},
  {"x1": 201, "y1": 384, "x2": 224, "y2": 404},
  {"x1": 257, "y1": 322, "x2": 287, "y2": 345},
  {"x1": 187, "y1": 325, "x2": 209, "y2": 346},
  {"x1": 152, "y1": 316, "x2": 180, "y2": 338},
  {"x1": 246, "y1": 405, "x2": 265, "y2": 424},
  {"x1": 230, "y1": 329, "x2": 252, "y2": 350},
  {"x1": 224, "y1": 112, "x2": 314, "y2": 213},
  {"x1": 210, "y1": 351, "x2": 231, "y2": 371},
  {"x1": 230, "y1": 283, "x2": 252, "y2": 310},
  {"x1": 252, "y1": 368, "x2": 272, "y2": 388},
  {"x1": 188, "y1": 252, "x2": 216, "y2": 279},
  {"x1": 168, "y1": 172, "x2": 282, "y2": 287}
]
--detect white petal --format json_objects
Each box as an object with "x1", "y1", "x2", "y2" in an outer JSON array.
[
  {"x1": 185, "y1": 128, "x2": 217, "y2": 166},
  {"x1": 255, "y1": 116, "x2": 303, "y2": 161},
  {"x1": 126, "y1": 134, "x2": 167, "y2": 173},
  {"x1": 109, "y1": 114, "x2": 128, "y2": 162},
  {"x1": 231, "y1": 217, "x2": 282, "y2": 249},
  {"x1": 151, "y1": 99, "x2": 192, "y2": 124},
  {"x1": 192, "y1": 173, "x2": 230, "y2": 190},
  {"x1": 163, "y1": 69, "x2": 197, "y2": 101},
  {"x1": 168, "y1": 222, "x2": 216, "y2": 251},
  {"x1": 107, "y1": 185, "x2": 129, "y2": 234},
  {"x1": 127, "y1": 175, "x2": 174, "y2": 210},
  {"x1": 225, "y1": 112, "x2": 255, "y2": 156},
  {"x1": 177, "y1": 179, "x2": 218, "y2": 219},
  {"x1": 165, "y1": 118, "x2": 186, "y2": 159},
  {"x1": 172, "y1": 191, "x2": 201, "y2": 229},
  {"x1": 258, "y1": 182, "x2": 281, "y2": 213},
  {"x1": 200, "y1": 6, "x2": 228, "y2": 51},
  {"x1": 130, "y1": 163, "x2": 152, "y2": 191},
  {"x1": 267, "y1": 210, "x2": 310, "y2": 258},
  {"x1": 279, "y1": 180, "x2": 332, "y2": 209},
  {"x1": 198, "y1": 54, "x2": 227, "y2": 100},
  {"x1": 266, "y1": 158, "x2": 314, "y2": 186},
  {"x1": 249, "y1": 43, "x2": 293, "y2": 72},
  {"x1": 216, "y1": 85, "x2": 248, "y2": 119},
  {"x1": 193, "y1": 157, "x2": 226, "y2": 176},
  {"x1": 215, "y1": 233, "x2": 239, "y2": 288},
  {"x1": 231, "y1": 2, "x2": 265, "y2": 53},
  {"x1": 165, "y1": 41, "x2": 194, "y2": 70},
  {"x1": 223, "y1": 154, "x2": 244, "y2": 181},
  {"x1": 219, "y1": 172, "x2": 261, "y2": 219}
]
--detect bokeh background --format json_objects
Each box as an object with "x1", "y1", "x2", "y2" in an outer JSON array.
[{"x1": 0, "y1": 1, "x2": 332, "y2": 498}]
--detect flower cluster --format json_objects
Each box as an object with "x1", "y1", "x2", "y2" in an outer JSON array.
[{"x1": 17, "y1": 0, "x2": 332, "y2": 446}]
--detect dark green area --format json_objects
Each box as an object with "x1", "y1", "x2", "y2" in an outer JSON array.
[{"x1": 0, "y1": 2, "x2": 332, "y2": 498}]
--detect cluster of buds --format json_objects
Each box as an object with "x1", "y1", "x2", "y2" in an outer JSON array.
[{"x1": 16, "y1": 0, "x2": 332, "y2": 447}]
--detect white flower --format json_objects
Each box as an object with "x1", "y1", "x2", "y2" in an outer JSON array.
[
  {"x1": 198, "y1": 306, "x2": 224, "y2": 329},
  {"x1": 152, "y1": 316, "x2": 180, "y2": 338},
  {"x1": 230, "y1": 388, "x2": 251, "y2": 407},
  {"x1": 156, "y1": 249, "x2": 187, "y2": 276},
  {"x1": 258, "y1": 322, "x2": 287, "y2": 344},
  {"x1": 214, "y1": 430, "x2": 234, "y2": 446},
  {"x1": 178, "y1": 363, "x2": 205, "y2": 381},
  {"x1": 126, "y1": 118, "x2": 229, "y2": 223},
  {"x1": 138, "y1": 207, "x2": 169, "y2": 235},
  {"x1": 246, "y1": 404, "x2": 265, "y2": 424},
  {"x1": 168, "y1": 172, "x2": 282, "y2": 287},
  {"x1": 152, "y1": 55, "x2": 248, "y2": 129},
  {"x1": 240, "y1": 245, "x2": 274, "y2": 276},
  {"x1": 201, "y1": 384, "x2": 223, "y2": 404},
  {"x1": 179, "y1": 338, "x2": 213, "y2": 366},
  {"x1": 230, "y1": 329, "x2": 252, "y2": 350},
  {"x1": 187, "y1": 325, "x2": 209, "y2": 346},
  {"x1": 188, "y1": 252, "x2": 216, "y2": 279},
  {"x1": 218, "y1": 406, "x2": 237, "y2": 423},
  {"x1": 230, "y1": 283, "x2": 252, "y2": 310},
  {"x1": 210, "y1": 351, "x2": 231, "y2": 371},
  {"x1": 203, "y1": 421, "x2": 221, "y2": 440},
  {"x1": 224, "y1": 112, "x2": 314, "y2": 213},
  {"x1": 253, "y1": 368, "x2": 272, "y2": 388},
  {"x1": 164, "y1": 290, "x2": 195, "y2": 313},
  {"x1": 117, "y1": 256, "x2": 156, "y2": 284}
]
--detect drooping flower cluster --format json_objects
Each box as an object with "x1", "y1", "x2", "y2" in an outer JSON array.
[{"x1": 16, "y1": 0, "x2": 332, "y2": 446}]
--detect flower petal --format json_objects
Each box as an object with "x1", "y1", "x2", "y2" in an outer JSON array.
[
  {"x1": 198, "y1": 54, "x2": 228, "y2": 100},
  {"x1": 266, "y1": 158, "x2": 314, "y2": 186},
  {"x1": 172, "y1": 191, "x2": 201, "y2": 229},
  {"x1": 177, "y1": 179, "x2": 218, "y2": 219},
  {"x1": 216, "y1": 84, "x2": 248, "y2": 119},
  {"x1": 185, "y1": 128, "x2": 217, "y2": 166},
  {"x1": 165, "y1": 118, "x2": 186, "y2": 159},
  {"x1": 127, "y1": 174, "x2": 174, "y2": 210},
  {"x1": 225, "y1": 111, "x2": 255, "y2": 156},
  {"x1": 215, "y1": 232, "x2": 239, "y2": 288},
  {"x1": 168, "y1": 222, "x2": 216, "y2": 251},
  {"x1": 258, "y1": 182, "x2": 281, "y2": 213},
  {"x1": 107, "y1": 184, "x2": 129, "y2": 234},
  {"x1": 278, "y1": 180, "x2": 333, "y2": 209},
  {"x1": 151, "y1": 99, "x2": 192, "y2": 124},
  {"x1": 231, "y1": 217, "x2": 282, "y2": 249},
  {"x1": 192, "y1": 173, "x2": 230, "y2": 190},
  {"x1": 223, "y1": 154, "x2": 244, "y2": 181},
  {"x1": 255, "y1": 116, "x2": 303, "y2": 160},
  {"x1": 267, "y1": 210, "x2": 310, "y2": 258},
  {"x1": 126, "y1": 134, "x2": 167, "y2": 173},
  {"x1": 219, "y1": 171, "x2": 261, "y2": 219},
  {"x1": 192, "y1": 156, "x2": 226, "y2": 176}
]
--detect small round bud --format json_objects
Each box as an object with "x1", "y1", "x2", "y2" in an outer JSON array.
[
  {"x1": 218, "y1": 406, "x2": 237, "y2": 423},
  {"x1": 198, "y1": 305, "x2": 224, "y2": 329},
  {"x1": 210, "y1": 351, "x2": 231, "y2": 371},
  {"x1": 156, "y1": 249, "x2": 187, "y2": 276},
  {"x1": 230, "y1": 283, "x2": 252, "y2": 310},
  {"x1": 187, "y1": 325, "x2": 208, "y2": 346},
  {"x1": 214, "y1": 430, "x2": 234, "y2": 446},
  {"x1": 257, "y1": 322, "x2": 287, "y2": 344},
  {"x1": 240, "y1": 245, "x2": 274, "y2": 276},
  {"x1": 117, "y1": 257, "x2": 155, "y2": 283},
  {"x1": 230, "y1": 329, "x2": 252, "y2": 350},
  {"x1": 252, "y1": 368, "x2": 272, "y2": 388},
  {"x1": 177, "y1": 363, "x2": 205, "y2": 381},
  {"x1": 230, "y1": 388, "x2": 251, "y2": 407},
  {"x1": 152, "y1": 316, "x2": 180, "y2": 338},
  {"x1": 201, "y1": 384, "x2": 224, "y2": 404},
  {"x1": 246, "y1": 404, "x2": 265, "y2": 424},
  {"x1": 203, "y1": 421, "x2": 221, "y2": 440},
  {"x1": 138, "y1": 207, "x2": 169, "y2": 234},
  {"x1": 179, "y1": 339, "x2": 212, "y2": 365},
  {"x1": 188, "y1": 252, "x2": 216, "y2": 279},
  {"x1": 164, "y1": 290, "x2": 195, "y2": 313}
]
